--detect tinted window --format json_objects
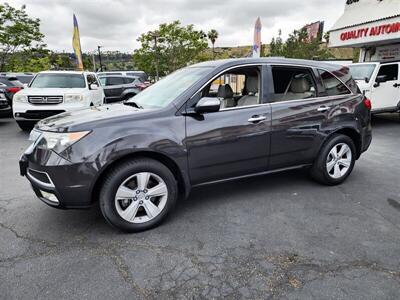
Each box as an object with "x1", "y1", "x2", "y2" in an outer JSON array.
[
  {"x1": 124, "y1": 77, "x2": 137, "y2": 84},
  {"x1": 106, "y1": 77, "x2": 125, "y2": 86},
  {"x1": 30, "y1": 74, "x2": 86, "y2": 88},
  {"x1": 377, "y1": 64, "x2": 398, "y2": 81},
  {"x1": 318, "y1": 69, "x2": 350, "y2": 96},
  {"x1": 270, "y1": 67, "x2": 316, "y2": 102}
]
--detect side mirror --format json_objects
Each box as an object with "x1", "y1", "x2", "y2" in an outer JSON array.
[
  {"x1": 194, "y1": 97, "x2": 221, "y2": 114},
  {"x1": 89, "y1": 83, "x2": 99, "y2": 90},
  {"x1": 375, "y1": 75, "x2": 388, "y2": 86},
  {"x1": 364, "y1": 77, "x2": 369, "y2": 83}
]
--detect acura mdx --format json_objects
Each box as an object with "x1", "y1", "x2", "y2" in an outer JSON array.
[{"x1": 19, "y1": 58, "x2": 372, "y2": 232}]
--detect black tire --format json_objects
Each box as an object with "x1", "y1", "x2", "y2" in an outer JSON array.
[
  {"x1": 16, "y1": 121, "x2": 35, "y2": 131},
  {"x1": 99, "y1": 158, "x2": 178, "y2": 232},
  {"x1": 310, "y1": 134, "x2": 356, "y2": 185}
]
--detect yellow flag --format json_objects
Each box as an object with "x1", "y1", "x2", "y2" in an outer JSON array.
[{"x1": 72, "y1": 14, "x2": 84, "y2": 71}]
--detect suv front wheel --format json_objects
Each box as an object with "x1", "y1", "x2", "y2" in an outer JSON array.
[
  {"x1": 100, "y1": 158, "x2": 177, "y2": 232},
  {"x1": 310, "y1": 134, "x2": 356, "y2": 185}
]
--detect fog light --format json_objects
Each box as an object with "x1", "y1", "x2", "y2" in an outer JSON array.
[{"x1": 40, "y1": 190, "x2": 59, "y2": 204}]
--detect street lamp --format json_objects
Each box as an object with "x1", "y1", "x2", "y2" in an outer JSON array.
[{"x1": 97, "y1": 46, "x2": 103, "y2": 72}]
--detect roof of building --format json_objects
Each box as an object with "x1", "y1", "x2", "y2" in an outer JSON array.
[{"x1": 330, "y1": 0, "x2": 400, "y2": 32}]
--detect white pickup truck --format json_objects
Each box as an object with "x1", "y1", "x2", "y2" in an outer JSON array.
[
  {"x1": 348, "y1": 62, "x2": 400, "y2": 114},
  {"x1": 13, "y1": 71, "x2": 105, "y2": 131}
]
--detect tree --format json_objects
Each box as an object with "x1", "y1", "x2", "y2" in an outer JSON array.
[
  {"x1": 269, "y1": 28, "x2": 333, "y2": 60},
  {"x1": 0, "y1": 3, "x2": 45, "y2": 71},
  {"x1": 207, "y1": 29, "x2": 219, "y2": 59},
  {"x1": 133, "y1": 21, "x2": 208, "y2": 78}
]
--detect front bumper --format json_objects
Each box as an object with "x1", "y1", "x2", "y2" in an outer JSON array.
[
  {"x1": 13, "y1": 102, "x2": 87, "y2": 121},
  {"x1": 20, "y1": 151, "x2": 96, "y2": 209}
]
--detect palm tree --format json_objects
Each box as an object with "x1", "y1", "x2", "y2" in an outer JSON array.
[{"x1": 207, "y1": 29, "x2": 219, "y2": 59}]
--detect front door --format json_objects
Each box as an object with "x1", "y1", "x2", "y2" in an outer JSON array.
[
  {"x1": 185, "y1": 65, "x2": 271, "y2": 185},
  {"x1": 370, "y1": 63, "x2": 400, "y2": 111}
]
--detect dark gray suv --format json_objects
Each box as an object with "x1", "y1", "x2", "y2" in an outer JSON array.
[{"x1": 19, "y1": 58, "x2": 372, "y2": 232}]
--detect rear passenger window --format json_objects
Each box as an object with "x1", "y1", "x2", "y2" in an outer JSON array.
[
  {"x1": 377, "y1": 64, "x2": 398, "y2": 81},
  {"x1": 318, "y1": 69, "x2": 350, "y2": 96},
  {"x1": 270, "y1": 67, "x2": 317, "y2": 102},
  {"x1": 107, "y1": 77, "x2": 124, "y2": 86}
]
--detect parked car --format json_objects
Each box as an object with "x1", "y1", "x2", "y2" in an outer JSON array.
[
  {"x1": 13, "y1": 71, "x2": 105, "y2": 131},
  {"x1": 0, "y1": 76, "x2": 24, "y2": 103},
  {"x1": 98, "y1": 71, "x2": 148, "y2": 82},
  {"x1": 19, "y1": 58, "x2": 372, "y2": 232},
  {"x1": 348, "y1": 61, "x2": 400, "y2": 114},
  {"x1": 1, "y1": 72, "x2": 35, "y2": 87},
  {"x1": 98, "y1": 75, "x2": 147, "y2": 103},
  {"x1": 0, "y1": 89, "x2": 10, "y2": 117}
]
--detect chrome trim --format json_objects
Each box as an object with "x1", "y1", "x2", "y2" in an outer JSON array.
[
  {"x1": 27, "y1": 168, "x2": 55, "y2": 188},
  {"x1": 188, "y1": 61, "x2": 355, "y2": 113},
  {"x1": 28, "y1": 95, "x2": 63, "y2": 105}
]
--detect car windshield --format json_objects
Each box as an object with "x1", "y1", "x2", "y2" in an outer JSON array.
[
  {"x1": 348, "y1": 64, "x2": 376, "y2": 81},
  {"x1": 98, "y1": 77, "x2": 106, "y2": 86},
  {"x1": 30, "y1": 73, "x2": 86, "y2": 88},
  {"x1": 126, "y1": 66, "x2": 212, "y2": 108}
]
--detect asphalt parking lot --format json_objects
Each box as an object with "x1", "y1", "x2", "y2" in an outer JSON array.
[{"x1": 0, "y1": 115, "x2": 400, "y2": 300}]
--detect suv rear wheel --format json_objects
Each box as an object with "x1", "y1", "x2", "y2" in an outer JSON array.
[
  {"x1": 310, "y1": 134, "x2": 356, "y2": 185},
  {"x1": 99, "y1": 158, "x2": 177, "y2": 232}
]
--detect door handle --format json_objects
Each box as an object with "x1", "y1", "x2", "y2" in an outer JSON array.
[
  {"x1": 394, "y1": 83, "x2": 400, "y2": 88},
  {"x1": 317, "y1": 106, "x2": 331, "y2": 112},
  {"x1": 248, "y1": 115, "x2": 267, "y2": 123}
]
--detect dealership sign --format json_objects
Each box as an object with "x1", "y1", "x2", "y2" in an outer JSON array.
[
  {"x1": 329, "y1": 16, "x2": 400, "y2": 47},
  {"x1": 340, "y1": 22, "x2": 400, "y2": 41}
]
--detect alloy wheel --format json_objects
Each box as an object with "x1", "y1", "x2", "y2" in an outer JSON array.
[
  {"x1": 326, "y1": 143, "x2": 352, "y2": 179},
  {"x1": 114, "y1": 172, "x2": 168, "y2": 223}
]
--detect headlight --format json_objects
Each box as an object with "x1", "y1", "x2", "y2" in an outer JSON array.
[
  {"x1": 13, "y1": 94, "x2": 28, "y2": 103},
  {"x1": 64, "y1": 94, "x2": 84, "y2": 103},
  {"x1": 38, "y1": 131, "x2": 90, "y2": 153}
]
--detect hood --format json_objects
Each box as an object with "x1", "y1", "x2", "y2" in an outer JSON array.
[
  {"x1": 37, "y1": 103, "x2": 144, "y2": 132},
  {"x1": 19, "y1": 88, "x2": 87, "y2": 95}
]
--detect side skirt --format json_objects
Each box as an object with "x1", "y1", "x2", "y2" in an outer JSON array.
[{"x1": 192, "y1": 164, "x2": 311, "y2": 188}]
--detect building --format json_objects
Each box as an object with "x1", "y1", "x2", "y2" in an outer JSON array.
[{"x1": 329, "y1": 0, "x2": 400, "y2": 62}]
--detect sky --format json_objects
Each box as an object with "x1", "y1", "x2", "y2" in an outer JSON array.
[{"x1": 7, "y1": 0, "x2": 346, "y2": 53}]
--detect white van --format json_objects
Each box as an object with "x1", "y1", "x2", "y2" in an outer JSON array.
[
  {"x1": 13, "y1": 71, "x2": 105, "y2": 131},
  {"x1": 348, "y1": 62, "x2": 400, "y2": 114}
]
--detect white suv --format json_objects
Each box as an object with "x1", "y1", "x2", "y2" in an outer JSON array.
[
  {"x1": 348, "y1": 62, "x2": 400, "y2": 114},
  {"x1": 13, "y1": 71, "x2": 105, "y2": 131}
]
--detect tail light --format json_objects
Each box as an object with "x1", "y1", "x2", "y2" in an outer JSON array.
[
  {"x1": 363, "y1": 98, "x2": 372, "y2": 110},
  {"x1": 135, "y1": 83, "x2": 147, "y2": 90},
  {"x1": 6, "y1": 87, "x2": 22, "y2": 94}
]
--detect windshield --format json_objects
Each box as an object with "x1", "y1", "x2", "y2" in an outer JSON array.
[
  {"x1": 348, "y1": 64, "x2": 376, "y2": 81},
  {"x1": 30, "y1": 73, "x2": 86, "y2": 88},
  {"x1": 127, "y1": 66, "x2": 213, "y2": 108}
]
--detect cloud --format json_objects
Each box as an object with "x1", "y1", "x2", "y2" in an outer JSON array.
[{"x1": 7, "y1": 0, "x2": 345, "y2": 52}]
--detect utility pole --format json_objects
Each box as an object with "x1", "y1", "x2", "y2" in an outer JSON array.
[
  {"x1": 97, "y1": 46, "x2": 103, "y2": 72},
  {"x1": 152, "y1": 31, "x2": 160, "y2": 82}
]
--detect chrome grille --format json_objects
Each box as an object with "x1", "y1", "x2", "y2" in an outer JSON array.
[{"x1": 28, "y1": 95, "x2": 63, "y2": 104}]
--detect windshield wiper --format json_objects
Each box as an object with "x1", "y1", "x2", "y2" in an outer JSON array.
[{"x1": 123, "y1": 100, "x2": 143, "y2": 109}]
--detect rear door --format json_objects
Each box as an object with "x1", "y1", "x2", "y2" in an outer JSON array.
[
  {"x1": 369, "y1": 63, "x2": 400, "y2": 111},
  {"x1": 268, "y1": 65, "x2": 334, "y2": 169},
  {"x1": 104, "y1": 76, "x2": 125, "y2": 102}
]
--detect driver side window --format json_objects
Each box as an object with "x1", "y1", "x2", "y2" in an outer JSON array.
[{"x1": 197, "y1": 66, "x2": 261, "y2": 110}]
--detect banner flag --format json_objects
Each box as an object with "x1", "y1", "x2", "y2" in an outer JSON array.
[
  {"x1": 72, "y1": 14, "x2": 84, "y2": 71},
  {"x1": 252, "y1": 17, "x2": 262, "y2": 58}
]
